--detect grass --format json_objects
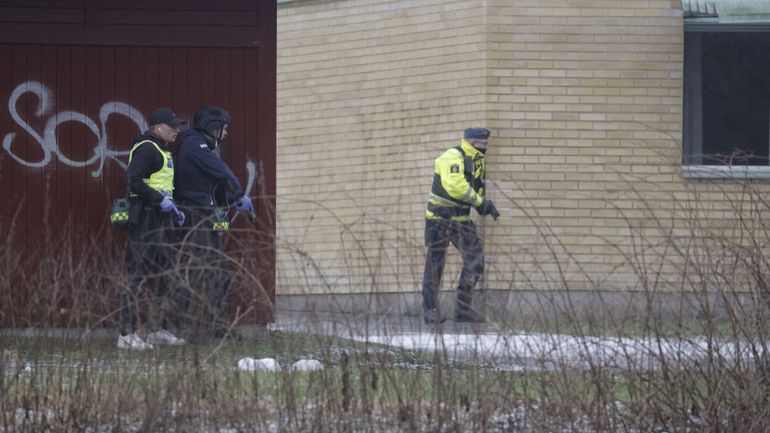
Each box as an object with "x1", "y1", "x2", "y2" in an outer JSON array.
[
  {"x1": 5, "y1": 170, "x2": 770, "y2": 431},
  {"x1": 3, "y1": 325, "x2": 770, "y2": 432}
]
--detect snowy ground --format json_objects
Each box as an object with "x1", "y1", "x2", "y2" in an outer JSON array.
[
  {"x1": 271, "y1": 311, "x2": 762, "y2": 371},
  {"x1": 361, "y1": 331, "x2": 754, "y2": 370},
  {"x1": 2, "y1": 312, "x2": 757, "y2": 432}
]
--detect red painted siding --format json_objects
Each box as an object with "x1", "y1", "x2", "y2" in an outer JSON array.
[{"x1": 0, "y1": 0, "x2": 276, "y2": 325}]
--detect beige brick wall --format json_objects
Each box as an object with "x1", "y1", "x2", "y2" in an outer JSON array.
[
  {"x1": 277, "y1": 0, "x2": 770, "y2": 298},
  {"x1": 277, "y1": 0, "x2": 491, "y2": 295},
  {"x1": 482, "y1": 0, "x2": 770, "y2": 294},
  {"x1": 484, "y1": 0, "x2": 688, "y2": 292}
]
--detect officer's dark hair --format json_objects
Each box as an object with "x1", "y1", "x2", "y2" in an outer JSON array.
[{"x1": 193, "y1": 106, "x2": 231, "y2": 135}]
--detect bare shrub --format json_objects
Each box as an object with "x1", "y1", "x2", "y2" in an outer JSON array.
[{"x1": 3, "y1": 169, "x2": 770, "y2": 432}]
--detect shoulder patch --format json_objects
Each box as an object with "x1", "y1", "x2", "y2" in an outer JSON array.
[
  {"x1": 199, "y1": 143, "x2": 209, "y2": 149},
  {"x1": 450, "y1": 164, "x2": 460, "y2": 174}
]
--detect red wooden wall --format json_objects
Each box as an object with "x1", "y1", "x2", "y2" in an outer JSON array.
[{"x1": 0, "y1": 0, "x2": 276, "y2": 325}]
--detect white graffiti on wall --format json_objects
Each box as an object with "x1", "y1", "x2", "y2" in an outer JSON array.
[
  {"x1": 3, "y1": 81, "x2": 145, "y2": 177},
  {"x1": 245, "y1": 161, "x2": 256, "y2": 196},
  {"x1": 2, "y1": 81, "x2": 257, "y2": 194}
]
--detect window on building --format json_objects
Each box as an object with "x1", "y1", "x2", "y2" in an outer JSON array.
[{"x1": 683, "y1": 29, "x2": 770, "y2": 175}]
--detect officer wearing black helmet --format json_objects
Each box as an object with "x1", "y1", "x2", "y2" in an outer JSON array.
[{"x1": 174, "y1": 105, "x2": 254, "y2": 337}]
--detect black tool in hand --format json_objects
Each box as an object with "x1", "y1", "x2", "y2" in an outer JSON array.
[{"x1": 230, "y1": 210, "x2": 258, "y2": 226}]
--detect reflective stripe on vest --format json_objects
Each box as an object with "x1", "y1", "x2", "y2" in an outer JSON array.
[
  {"x1": 128, "y1": 140, "x2": 174, "y2": 196},
  {"x1": 426, "y1": 145, "x2": 484, "y2": 221}
]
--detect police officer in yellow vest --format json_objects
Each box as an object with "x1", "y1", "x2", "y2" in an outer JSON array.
[
  {"x1": 118, "y1": 107, "x2": 187, "y2": 350},
  {"x1": 422, "y1": 127, "x2": 500, "y2": 324}
]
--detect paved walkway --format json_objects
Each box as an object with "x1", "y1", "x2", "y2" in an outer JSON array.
[
  {"x1": 1, "y1": 311, "x2": 759, "y2": 371},
  {"x1": 271, "y1": 310, "x2": 757, "y2": 370}
]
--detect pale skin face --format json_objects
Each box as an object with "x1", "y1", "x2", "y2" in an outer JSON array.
[
  {"x1": 469, "y1": 138, "x2": 489, "y2": 152},
  {"x1": 151, "y1": 123, "x2": 180, "y2": 143},
  {"x1": 218, "y1": 124, "x2": 229, "y2": 141}
]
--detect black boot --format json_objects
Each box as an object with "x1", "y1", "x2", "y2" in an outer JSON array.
[
  {"x1": 455, "y1": 290, "x2": 485, "y2": 323},
  {"x1": 454, "y1": 308, "x2": 486, "y2": 323},
  {"x1": 423, "y1": 308, "x2": 446, "y2": 324}
]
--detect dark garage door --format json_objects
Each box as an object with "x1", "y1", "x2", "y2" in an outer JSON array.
[{"x1": 0, "y1": 0, "x2": 276, "y2": 326}]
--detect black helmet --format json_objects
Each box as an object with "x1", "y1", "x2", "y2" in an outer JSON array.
[{"x1": 193, "y1": 105, "x2": 231, "y2": 135}]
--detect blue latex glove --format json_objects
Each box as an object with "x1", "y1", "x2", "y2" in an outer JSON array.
[
  {"x1": 159, "y1": 197, "x2": 184, "y2": 225},
  {"x1": 235, "y1": 195, "x2": 254, "y2": 213},
  {"x1": 175, "y1": 209, "x2": 186, "y2": 226},
  {"x1": 159, "y1": 197, "x2": 177, "y2": 213}
]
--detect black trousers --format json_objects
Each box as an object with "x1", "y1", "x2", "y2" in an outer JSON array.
[
  {"x1": 121, "y1": 208, "x2": 177, "y2": 334},
  {"x1": 421, "y1": 218, "x2": 484, "y2": 312},
  {"x1": 176, "y1": 206, "x2": 231, "y2": 331}
]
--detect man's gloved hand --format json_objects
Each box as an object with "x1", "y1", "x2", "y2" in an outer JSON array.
[
  {"x1": 235, "y1": 195, "x2": 254, "y2": 213},
  {"x1": 159, "y1": 197, "x2": 178, "y2": 213},
  {"x1": 477, "y1": 199, "x2": 500, "y2": 221},
  {"x1": 490, "y1": 206, "x2": 500, "y2": 221},
  {"x1": 175, "y1": 209, "x2": 186, "y2": 227},
  {"x1": 160, "y1": 197, "x2": 185, "y2": 226}
]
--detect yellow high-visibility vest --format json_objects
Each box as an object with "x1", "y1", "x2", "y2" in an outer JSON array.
[
  {"x1": 426, "y1": 139, "x2": 485, "y2": 222},
  {"x1": 128, "y1": 140, "x2": 174, "y2": 196}
]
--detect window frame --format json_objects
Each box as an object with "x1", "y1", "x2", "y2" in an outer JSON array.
[{"x1": 683, "y1": 21, "x2": 770, "y2": 179}]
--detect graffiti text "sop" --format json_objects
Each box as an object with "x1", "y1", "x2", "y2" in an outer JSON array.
[
  {"x1": 3, "y1": 81, "x2": 258, "y2": 196},
  {"x1": 2, "y1": 81, "x2": 146, "y2": 178}
]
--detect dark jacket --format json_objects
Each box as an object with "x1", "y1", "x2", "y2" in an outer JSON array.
[
  {"x1": 173, "y1": 129, "x2": 244, "y2": 208},
  {"x1": 125, "y1": 133, "x2": 170, "y2": 207}
]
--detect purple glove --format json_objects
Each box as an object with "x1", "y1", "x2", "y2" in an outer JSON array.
[
  {"x1": 235, "y1": 195, "x2": 254, "y2": 213},
  {"x1": 160, "y1": 197, "x2": 185, "y2": 226},
  {"x1": 159, "y1": 197, "x2": 177, "y2": 213},
  {"x1": 175, "y1": 209, "x2": 186, "y2": 226}
]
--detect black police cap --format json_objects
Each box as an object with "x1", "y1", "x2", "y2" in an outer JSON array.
[
  {"x1": 149, "y1": 107, "x2": 186, "y2": 128},
  {"x1": 464, "y1": 127, "x2": 490, "y2": 140}
]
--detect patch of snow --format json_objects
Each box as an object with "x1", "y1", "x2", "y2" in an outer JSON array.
[
  {"x1": 359, "y1": 331, "x2": 767, "y2": 370},
  {"x1": 237, "y1": 357, "x2": 281, "y2": 372},
  {"x1": 291, "y1": 359, "x2": 323, "y2": 371}
]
